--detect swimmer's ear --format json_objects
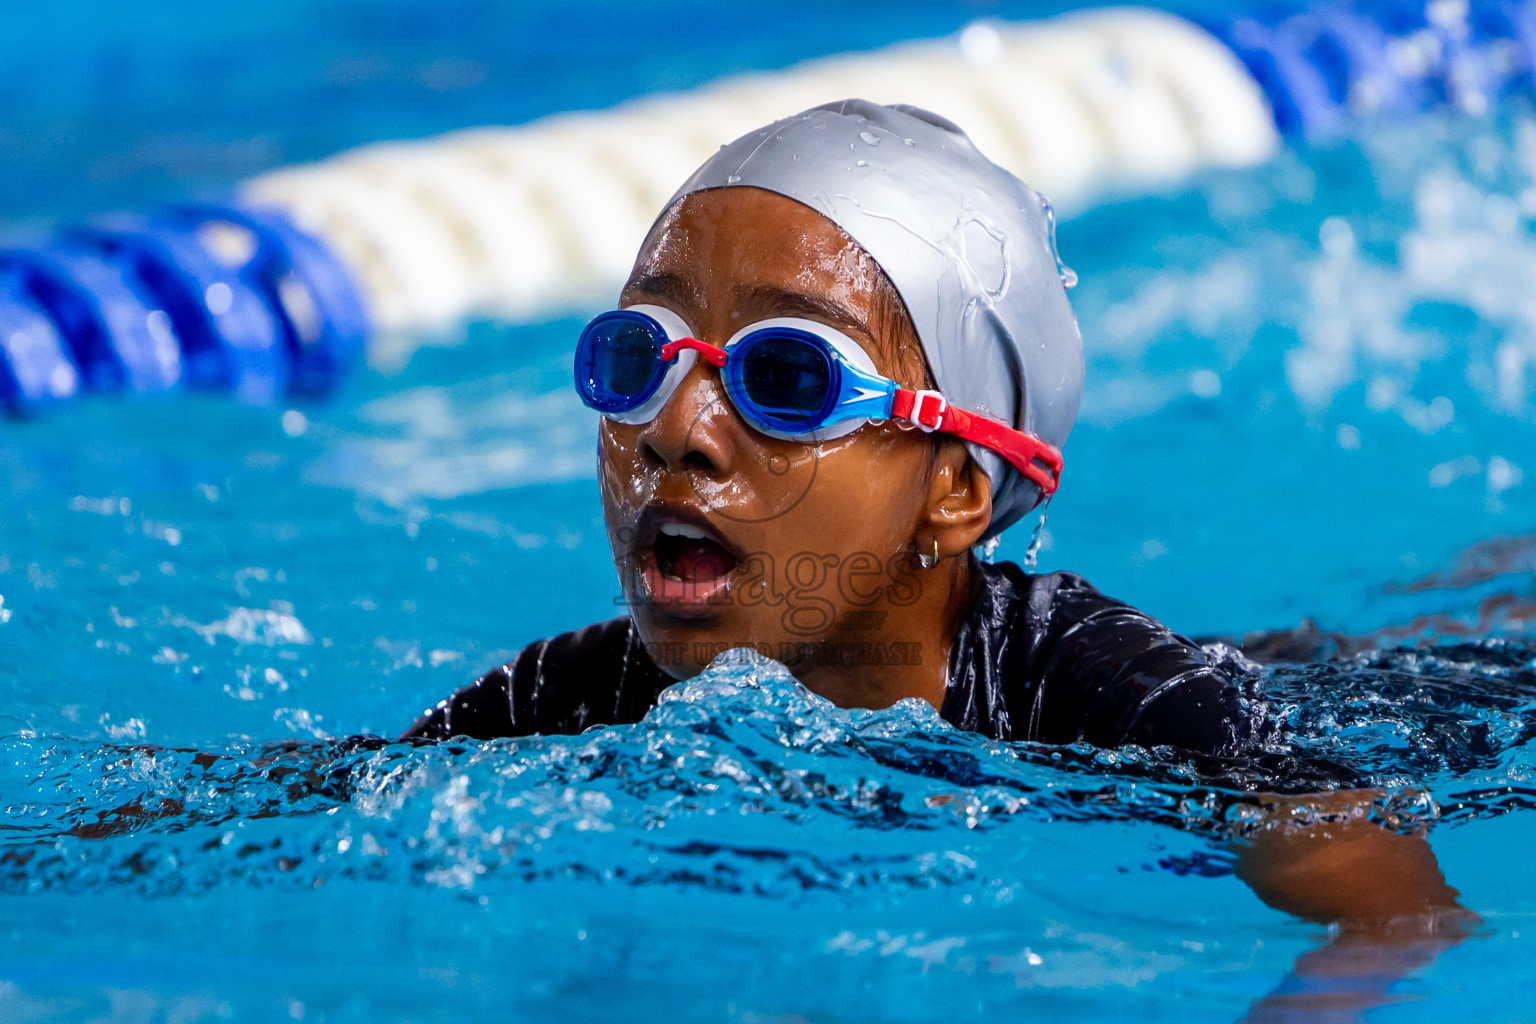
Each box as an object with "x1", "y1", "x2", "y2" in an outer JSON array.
[{"x1": 919, "y1": 438, "x2": 992, "y2": 559}]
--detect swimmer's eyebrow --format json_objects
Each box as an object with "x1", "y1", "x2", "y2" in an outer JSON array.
[
  {"x1": 738, "y1": 284, "x2": 869, "y2": 336},
  {"x1": 622, "y1": 271, "x2": 700, "y2": 316}
]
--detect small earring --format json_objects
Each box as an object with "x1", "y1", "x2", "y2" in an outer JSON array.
[{"x1": 917, "y1": 536, "x2": 940, "y2": 570}]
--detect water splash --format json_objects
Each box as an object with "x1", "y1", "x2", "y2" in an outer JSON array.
[{"x1": 5, "y1": 645, "x2": 1534, "y2": 902}]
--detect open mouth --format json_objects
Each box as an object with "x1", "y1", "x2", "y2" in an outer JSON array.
[
  {"x1": 653, "y1": 522, "x2": 738, "y2": 584},
  {"x1": 632, "y1": 509, "x2": 741, "y2": 617}
]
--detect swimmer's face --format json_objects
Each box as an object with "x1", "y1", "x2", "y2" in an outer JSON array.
[{"x1": 600, "y1": 187, "x2": 978, "y2": 684}]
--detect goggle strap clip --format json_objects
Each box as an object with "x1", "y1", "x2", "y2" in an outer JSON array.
[
  {"x1": 893, "y1": 388, "x2": 1064, "y2": 496},
  {"x1": 890, "y1": 388, "x2": 948, "y2": 432}
]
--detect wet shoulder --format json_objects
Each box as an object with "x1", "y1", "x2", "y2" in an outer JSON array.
[
  {"x1": 403, "y1": 617, "x2": 671, "y2": 740},
  {"x1": 949, "y1": 561, "x2": 1253, "y2": 755}
]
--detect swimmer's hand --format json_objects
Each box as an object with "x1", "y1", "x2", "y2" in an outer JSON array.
[
  {"x1": 1233, "y1": 790, "x2": 1478, "y2": 1023},
  {"x1": 1232, "y1": 790, "x2": 1473, "y2": 935}
]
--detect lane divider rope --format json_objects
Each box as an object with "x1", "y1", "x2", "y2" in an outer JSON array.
[{"x1": 2, "y1": 2, "x2": 1526, "y2": 413}]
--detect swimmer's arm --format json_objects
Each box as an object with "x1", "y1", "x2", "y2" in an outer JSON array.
[
  {"x1": 1233, "y1": 791, "x2": 1476, "y2": 1022},
  {"x1": 1232, "y1": 790, "x2": 1468, "y2": 928},
  {"x1": 60, "y1": 737, "x2": 396, "y2": 839}
]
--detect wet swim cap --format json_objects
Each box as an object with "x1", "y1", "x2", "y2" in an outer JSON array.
[{"x1": 666, "y1": 99, "x2": 1084, "y2": 540}]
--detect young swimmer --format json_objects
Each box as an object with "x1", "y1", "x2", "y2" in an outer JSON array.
[
  {"x1": 397, "y1": 102, "x2": 1478, "y2": 1016},
  {"x1": 407, "y1": 100, "x2": 1251, "y2": 752}
]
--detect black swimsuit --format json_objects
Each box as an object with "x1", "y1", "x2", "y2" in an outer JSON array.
[{"x1": 404, "y1": 560, "x2": 1255, "y2": 756}]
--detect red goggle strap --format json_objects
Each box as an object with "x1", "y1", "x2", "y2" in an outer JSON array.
[
  {"x1": 659, "y1": 336, "x2": 728, "y2": 367},
  {"x1": 890, "y1": 388, "x2": 1063, "y2": 496}
]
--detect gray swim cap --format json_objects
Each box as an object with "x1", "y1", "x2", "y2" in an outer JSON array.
[{"x1": 665, "y1": 99, "x2": 1084, "y2": 539}]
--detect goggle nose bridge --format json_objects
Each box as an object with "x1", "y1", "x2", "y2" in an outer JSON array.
[{"x1": 659, "y1": 336, "x2": 729, "y2": 368}]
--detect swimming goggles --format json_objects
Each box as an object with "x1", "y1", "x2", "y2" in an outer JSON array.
[{"x1": 573, "y1": 304, "x2": 1062, "y2": 495}]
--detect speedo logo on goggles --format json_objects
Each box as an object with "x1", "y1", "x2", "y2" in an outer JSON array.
[{"x1": 573, "y1": 304, "x2": 1062, "y2": 496}]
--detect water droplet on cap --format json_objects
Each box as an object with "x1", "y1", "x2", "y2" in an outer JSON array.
[
  {"x1": 1038, "y1": 195, "x2": 1077, "y2": 289},
  {"x1": 859, "y1": 130, "x2": 881, "y2": 146},
  {"x1": 726, "y1": 173, "x2": 742, "y2": 185}
]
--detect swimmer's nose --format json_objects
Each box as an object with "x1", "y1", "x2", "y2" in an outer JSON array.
[{"x1": 637, "y1": 363, "x2": 735, "y2": 477}]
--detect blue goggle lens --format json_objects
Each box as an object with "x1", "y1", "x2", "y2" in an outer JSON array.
[
  {"x1": 576, "y1": 314, "x2": 663, "y2": 411},
  {"x1": 733, "y1": 332, "x2": 834, "y2": 431}
]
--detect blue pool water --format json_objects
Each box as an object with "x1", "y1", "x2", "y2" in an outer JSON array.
[{"x1": 7, "y1": 2, "x2": 1536, "y2": 1021}]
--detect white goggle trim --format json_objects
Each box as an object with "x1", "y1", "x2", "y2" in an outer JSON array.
[{"x1": 606, "y1": 304, "x2": 699, "y2": 425}]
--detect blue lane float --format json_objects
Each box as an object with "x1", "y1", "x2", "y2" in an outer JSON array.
[
  {"x1": 0, "y1": 205, "x2": 368, "y2": 415},
  {"x1": 216, "y1": 205, "x2": 371, "y2": 396},
  {"x1": 1204, "y1": 0, "x2": 1536, "y2": 136},
  {"x1": 72, "y1": 211, "x2": 288, "y2": 404},
  {"x1": 3, "y1": 0, "x2": 1535, "y2": 416},
  {"x1": 0, "y1": 245, "x2": 183, "y2": 397},
  {"x1": 0, "y1": 278, "x2": 79, "y2": 413}
]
